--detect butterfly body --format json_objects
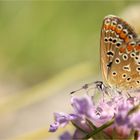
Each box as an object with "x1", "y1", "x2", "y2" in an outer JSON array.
[{"x1": 101, "y1": 15, "x2": 140, "y2": 92}]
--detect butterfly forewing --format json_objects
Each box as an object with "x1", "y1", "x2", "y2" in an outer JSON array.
[{"x1": 100, "y1": 15, "x2": 140, "y2": 91}]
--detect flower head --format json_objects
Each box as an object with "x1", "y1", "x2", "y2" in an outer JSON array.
[{"x1": 49, "y1": 84, "x2": 140, "y2": 139}]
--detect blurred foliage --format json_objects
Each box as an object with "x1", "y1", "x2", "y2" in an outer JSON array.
[{"x1": 0, "y1": 1, "x2": 134, "y2": 86}]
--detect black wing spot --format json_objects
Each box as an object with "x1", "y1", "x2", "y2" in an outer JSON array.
[
  {"x1": 107, "y1": 62, "x2": 112, "y2": 68},
  {"x1": 123, "y1": 66, "x2": 129, "y2": 70},
  {"x1": 113, "y1": 39, "x2": 117, "y2": 43},
  {"x1": 107, "y1": 51, "x2": 114, "y2": 56},
  {"x1": 116, "y1": 42, "x2": 121, "y2": 47},
  {"x1": 109, "y1": 37, "x2": 112, "y2": 42}
]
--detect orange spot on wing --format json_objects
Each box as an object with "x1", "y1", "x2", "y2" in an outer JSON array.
[
  {"x1": 135, "y1": 45, "x2": 140, "y2": 51},
  {"x1": 115, "y1": 28, "x2": 121, "y2": 34},
  {"x1": 127, "y1": 45, "x2": 134, "y2": 52},
  {"x1": 119, "y1": 47, "x2": 125, "y2": 53},
  {"x1": 110, "y1": 25, "x2": 116, "y2": 31},
  {"x1": 125, "y1": 36, "x2": 130, "y2": 43},
  {"x1": 104, "y1": 25, "x2": 111, "y2": 30},
  {"x1": 119, "y1": 31, "x2": 126, "y2": 39}
]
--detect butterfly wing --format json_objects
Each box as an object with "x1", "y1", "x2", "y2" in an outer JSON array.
[{"x1": 100, "y1": 15, "x2": 140, "y2": 91}]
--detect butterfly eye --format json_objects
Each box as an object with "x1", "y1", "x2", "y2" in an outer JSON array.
[
  {"x1": 104, "y1": 19, "x2": 111, "y2": 25},
  {"x1": 117, "y1": 24, "x2": 123, "y2": 30}
]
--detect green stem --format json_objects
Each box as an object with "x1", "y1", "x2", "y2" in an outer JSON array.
[
  {"x1": 71, "y1": 121, "x2": 87, "y2": 134},
  {"x1": 84, "y1": 118, "x2": 114, "y2": 139}
]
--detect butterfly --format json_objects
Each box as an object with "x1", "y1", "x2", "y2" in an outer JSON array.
[
  {"x1": 71, "y1": 15, "x2": 140, "y2": 94},
  {"x1": 101, "y1": 15, "x2": 140, "y2": 92}
]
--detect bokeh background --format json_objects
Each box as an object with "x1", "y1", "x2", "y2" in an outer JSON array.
[{"x1": 1, "y1": 1, "x2": 140, "y2": 140}]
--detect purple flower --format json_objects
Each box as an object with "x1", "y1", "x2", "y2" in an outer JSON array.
[
  {"x1": 127, "y1": 109, "x2": 140, "y2": 133},
  {"x1": 71, "y1": 95, "x2": 115, "y2": 127},
  {"x1": 71, "y1": 95, "x2": 97, "y2": 121},
  {"x1": 49, "y1": 91, "x2": 140, "y2": 139},
  {"x1": 49, "y1": 122, "x2": 59, "y2": 132},
  {"x1": 59, "y1": 131, "x2": 72, "y2": 140},
  {"x1": 73, "y1": 129, "x2": 87, "y2": 139},
  {"x1": 110, "y1": 96, "x2": 140, "y2": 138},
  {"x1": 49, "y1": 112, "x2": 78, "y2": 132}
]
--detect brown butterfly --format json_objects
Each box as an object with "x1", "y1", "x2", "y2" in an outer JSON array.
[
  {"x1": 71, "y1": 15, "x2": 140, "y2": 94},
  {"x1": 101, "y1": 15, "x2": 140, "y2": 92}
]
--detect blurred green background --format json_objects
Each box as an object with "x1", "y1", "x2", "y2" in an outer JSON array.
[{"x1": 0, "y1": 1, "x2": 140, "y2": 140}]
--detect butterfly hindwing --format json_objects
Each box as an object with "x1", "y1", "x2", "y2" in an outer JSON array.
[{"x1": 100, "y1": 15, "x2": 140, "y2": 91}]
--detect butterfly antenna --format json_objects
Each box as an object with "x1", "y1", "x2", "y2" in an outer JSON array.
[
  {"x1": 70, "y1": 83, "x2": 92, "y2": 94},
  {"x1": 70, "y1": 87, "x2": 83, "y2": 94}
]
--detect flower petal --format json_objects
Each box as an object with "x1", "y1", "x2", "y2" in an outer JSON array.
[
  {"x1": 49, "y1": 122, "x2": 59, "y2": 132},
  {"x1": 59, "y1": 131, "x2": 72, "y2": 140}
]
